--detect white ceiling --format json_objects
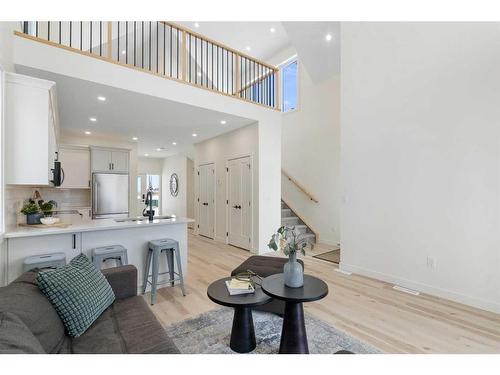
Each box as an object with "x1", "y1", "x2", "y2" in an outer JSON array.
[
  {"x1": 16, "y1": 66, "x2": 256, "y2": 158},
  {"x1": 176, "y1": 22, "x2": 291, "y2": 63},
  {"x1": 282, "y1": 22, "x2": 340, "y2": 83}
]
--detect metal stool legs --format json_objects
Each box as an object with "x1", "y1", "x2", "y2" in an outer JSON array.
[{"x1": 143, "y1": 240, "x2": 186, "y2": 305}]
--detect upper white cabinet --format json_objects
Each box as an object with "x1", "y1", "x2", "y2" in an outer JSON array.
[
  {"x1": 5, "y1": 73, "x2": 59, "y2": 185},
  {"x1": 91, "y1": 147, "x2": 129, "y2": 173},
  {"x1": 58, "y1": 145, "x2": 91, "y2": 188}
]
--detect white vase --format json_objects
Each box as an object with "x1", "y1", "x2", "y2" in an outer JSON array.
[{"x1": 283, "y1": 252, "x2": 304, "y2": 288}]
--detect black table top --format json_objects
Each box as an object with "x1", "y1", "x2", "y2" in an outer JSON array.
[
  {"x1": 261, "y1": 274, "x2": 328, "y2": 303},
  {"x1": 207, "y1": 277, "x2": 272, "y2": 308}
]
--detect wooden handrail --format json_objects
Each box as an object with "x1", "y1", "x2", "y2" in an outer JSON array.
[{"x1": 282, "y1": 169, "x2": 319, "y2": 203}]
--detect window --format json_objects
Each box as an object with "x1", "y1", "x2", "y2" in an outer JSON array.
[{"x1": 282, "y1": 59, "x2": 298, "y2": 112}]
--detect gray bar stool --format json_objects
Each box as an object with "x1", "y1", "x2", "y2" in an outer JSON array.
[
  {"x1": 92, "y1": 245, "x2": 128, "y2": 270},
  {"x1": 23, "y1": 252, "x2": 66, "y2": 272},
  {"x1": 142, "y1": 238, "x2": 186, "y2": 305}
]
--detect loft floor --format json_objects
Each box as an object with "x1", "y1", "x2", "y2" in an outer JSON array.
[{"x1": 144, "y1": 231, "x2": 500, "y2": 354}]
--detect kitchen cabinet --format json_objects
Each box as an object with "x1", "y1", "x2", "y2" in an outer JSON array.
[
  {"x1": 6, "y1": 232, "x2": 81, "y2": 283},
  {"x1": 58, "y1": 145, "x2": 91, "y2": 188},
  {"x1": 91, "y1": 147, "x2": 129, "y2": 173},
  {"x1": 4, "y1": 73, "x2": 59, "y2": 185}
]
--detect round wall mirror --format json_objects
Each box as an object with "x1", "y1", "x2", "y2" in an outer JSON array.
[{"x1": 170, "y1": 173, "x2": 179, "y2": 197}]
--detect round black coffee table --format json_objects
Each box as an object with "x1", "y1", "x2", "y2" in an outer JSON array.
[
  {"x1": 262, "y1": 273, "x2": 328, "y2": 354},
  {"x1": 207, "y1": 277, "x2": 272, "y2": 353}
]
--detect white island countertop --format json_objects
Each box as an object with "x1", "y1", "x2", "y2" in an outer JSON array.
[{"x1": 4, "y1": 217, "x2": 195, "y2": 239}]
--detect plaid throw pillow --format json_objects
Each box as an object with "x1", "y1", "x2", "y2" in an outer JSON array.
[{"x1": 37, "y1": 253, "x2": 115, "y2": 337}]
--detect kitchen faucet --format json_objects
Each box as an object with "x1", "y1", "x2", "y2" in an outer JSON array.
[{"x1": 143, "y1": 186, "x2": 155, "y2": 222}]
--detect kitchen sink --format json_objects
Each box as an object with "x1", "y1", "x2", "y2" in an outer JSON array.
[{"x1": 115, "y1": 215, "x2": 174, "y2": 223}]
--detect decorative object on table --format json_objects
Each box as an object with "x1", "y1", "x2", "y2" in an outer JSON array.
[
  {"x1": 262, "y1": 273, "x2": 328, "y2": 354},
  {"x1": 169, "y1": 173, "x2": 179, "y2": 197},
  {"x1": 40, "y1": 217, "x2": 61, "y2": 225},
  {"x1": 20, "y1": 192, "x2": 59, "y2": 225},
  {"x1": 20, "y1": 201, "x2": 43, "y2": 225},
  {"x1": 225, "y1": 278, "x2": 255, "y2": 295},
  {"x1": 207, "y1": 277, "x2": 272, "y2": 353},
  {"x1": 268, "y1": 225, "x2": 312, "y2": 288},
  {"x1": 165, "y1": 307, "x2": 379, "y2": 354},
  {"x1": 36, "y1": 253, "x2": 115, "y2": 337}
]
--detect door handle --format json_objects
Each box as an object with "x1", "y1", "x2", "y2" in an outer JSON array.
[
  {"x1": 203, "y1": 202, "x2": 209, "y2": 206},
  {"x1": 72, "y1": 234, "x2": 76, "y2": 249}
]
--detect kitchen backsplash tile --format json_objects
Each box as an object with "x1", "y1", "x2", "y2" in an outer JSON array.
[{"x1": 5, "y1": 186, "x2": 91, "y2": 228}]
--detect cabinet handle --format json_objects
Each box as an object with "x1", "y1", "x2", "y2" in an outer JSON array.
[{"x1": 72, "y1": 234, "x2": 76, "y2": 249}]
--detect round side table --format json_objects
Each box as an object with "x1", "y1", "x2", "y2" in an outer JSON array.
[
  {"x1": 207, "y1": 277, "x2": 272, "y2": 353},
  {"x1": 262, "y1": 273, "x2": 328, "y2": 354}
]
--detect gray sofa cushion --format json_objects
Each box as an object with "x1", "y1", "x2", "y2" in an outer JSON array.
[
  {"x1": 70, "y1": 296, "x2": 179, "y2": 354},
  {"x1": 0, "y1": 270, "x2": 65, "y2": 353},
  {"x1": 0, "y1": 312, "x2": 45, "y2": 354}
]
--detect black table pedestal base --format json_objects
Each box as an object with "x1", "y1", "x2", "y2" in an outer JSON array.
[
  {"x1": 279, "y1": 302, "x2": 308, "y2": 354},
  {"x1": 230, "y1": 307, "x2": 256, "y2": 353}
]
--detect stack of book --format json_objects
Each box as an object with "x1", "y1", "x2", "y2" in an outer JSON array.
[{"x1": 225, "y1": 278, "x2": 255, "y2": 295}]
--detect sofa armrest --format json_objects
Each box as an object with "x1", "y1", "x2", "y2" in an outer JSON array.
[{"x1": 102, "y1": 265, "x2": 138, "y2": 300}]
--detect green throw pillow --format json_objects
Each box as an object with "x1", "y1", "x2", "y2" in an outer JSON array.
[{"x1": 37, "y1": 253, "x2": 115, "y2": 337}]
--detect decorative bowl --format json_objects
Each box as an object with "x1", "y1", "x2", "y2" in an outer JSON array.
[{"x1": 40, "y1": 217, "x2": 60, "y2": 225}]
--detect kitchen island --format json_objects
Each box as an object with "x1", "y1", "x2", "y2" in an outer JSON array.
[{"x1": 3, "y1": 217, "x2": 194, "y2": 290}]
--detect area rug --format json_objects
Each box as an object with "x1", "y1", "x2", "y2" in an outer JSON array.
[
  {"x1": 164, "y1": 307, "x2": 380, "y2": 354},
  {"x1": 313, "y1": 249, "x2": 340, "y2": 264}
]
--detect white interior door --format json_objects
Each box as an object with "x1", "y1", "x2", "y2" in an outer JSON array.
[
  {"x1": 198, "y1": 163, "x2": 215, "y2": 238},
  {"x1": 227, "y1": 156, "x2": 252, "y2": 250}
]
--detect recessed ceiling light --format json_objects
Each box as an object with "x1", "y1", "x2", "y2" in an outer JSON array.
[
  {"x1": 270, "y1": 27, "x2": 276, "y2": 33},
  {"x1": 97, "y1": 96, "x2": 106, "y2": 101},
  {"x1": 144, "y1": 153, "x2": 149, "y2": 157},
  {"x1": 121, "y1": 50, "x2": 126, "y2": 54},
  {"x1": 89, "y1": 117, "x2": 97, "y2": 122},
  {"x1": 220, "y1": 120, "x2": 227, "y2": 124},
  {"x1": 172, "y1": 142, "x2": 177, "y2": 145},
  {"x1": 132, "y1": 137, "x2": 138, "y2": 141},
  {"x1": 194, "y1": 22, "x2": 200, "y2": 28},
  {"x1": 325, "y1": 33, "x2": 333, "y2": 42},
  {"x1": 245, "y1": 46, "x2": 251, "y2": 51},
  {"x1": 192, "y1": 133, "x2": 197, "y2": 137},
  {"x1": 84, "y1": 131, "x2": 91, "y2": 135},
  {"x1": 156, "y1": 148, "x2": 161, "y2": 152}
]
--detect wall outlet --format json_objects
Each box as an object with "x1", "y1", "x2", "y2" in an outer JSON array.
[{"x1": 426, "y1": 256, "x2": 436, "y2": 269}]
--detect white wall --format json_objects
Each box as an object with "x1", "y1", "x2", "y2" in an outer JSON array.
[
  {"x1": 280, "y1": 65, "x2": 341, "y2": 246},
  {"x1": 14, "y1": 35, "x2": 281, "y2": 253},
  {"x1": 0, "y1": 22, "x2": 18, "y2": 72},
  {"x1": 137, "y1": 157, "x2": 163, "y2": 175},
  {"x1": 161, "y1": 154, "x2": 188, "y2": 217},
  {"x1": 186, "y1": 157, "x2": 195, "y2": 227},
  {"x1": 195, "y1": 123, "x2": 260, "y2": 251},
  {"x1": 341, "y1": 23, "x2": 500, "y2": 313}
]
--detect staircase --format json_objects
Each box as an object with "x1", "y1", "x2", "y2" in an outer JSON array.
[{"x1": 281, "y1": 200, "x2": 316, "y2": 245}]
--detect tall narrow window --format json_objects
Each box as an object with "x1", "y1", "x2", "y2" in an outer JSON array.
[{"x1": 282, "y1": 59, "x2": 298, "y2": 112}]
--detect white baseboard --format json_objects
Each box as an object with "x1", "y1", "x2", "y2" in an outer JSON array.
[{"x1": 341, "y1": 263, "x2": 500, "y2": 314}]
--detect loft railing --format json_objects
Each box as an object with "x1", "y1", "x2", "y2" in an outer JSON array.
[{"x1": 18, "y1": 21, "x2": 280, "y2": 110}]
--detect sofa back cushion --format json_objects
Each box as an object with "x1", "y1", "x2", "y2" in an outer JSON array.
[
  {"x1": 0, "y1": 270, "x2": 66, "y2": 353},
  {"x1": 37, "y1": 254, "x2": 115, "y2": 337},
  {"x1": 0, "y1": 312, "x2": 45, "y2": 353}
]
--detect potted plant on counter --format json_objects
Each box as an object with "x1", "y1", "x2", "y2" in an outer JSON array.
[
  {"x1": 20, "y1": 200, "x2": 43, "y2": 225},
  {"x1": 268, "y1": 225, "x2": 313, "y2": 288},
  {"x1": 39, "y1": 200, "x2": 56, "y2": 217}
]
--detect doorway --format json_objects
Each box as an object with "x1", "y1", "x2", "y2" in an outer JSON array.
[
  {"x1": 198, "y1": 163, "x2": 215, "y2": 239},
  {"x1": 227, "y1": 156, "x2": 252, "y2": 250}
]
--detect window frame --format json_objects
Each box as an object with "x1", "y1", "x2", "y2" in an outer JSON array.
[{"x1": 280, "y1": 56, "x2": 300, "y2": 114}]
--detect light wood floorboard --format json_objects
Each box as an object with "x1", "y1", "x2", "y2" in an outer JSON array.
[{"x1": 144, "y1": 233, "x2": 500, "y2": 354}]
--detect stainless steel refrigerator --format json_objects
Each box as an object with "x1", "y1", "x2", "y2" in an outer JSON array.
[{"x1": 92, "y1": 173, "x2": 129, "y2": 219}]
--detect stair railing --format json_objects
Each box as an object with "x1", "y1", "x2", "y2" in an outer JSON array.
[
  {"x1": 282, "y1": 169, "x2": 319, "y2": 203},
  {"x1": 17, "y1": 21, "x2": 280, "y2": 110}
]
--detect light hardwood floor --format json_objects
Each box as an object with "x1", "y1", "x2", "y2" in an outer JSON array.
[{"x1": 144, "y1": 233, "x2": 500, "y2": 354}]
